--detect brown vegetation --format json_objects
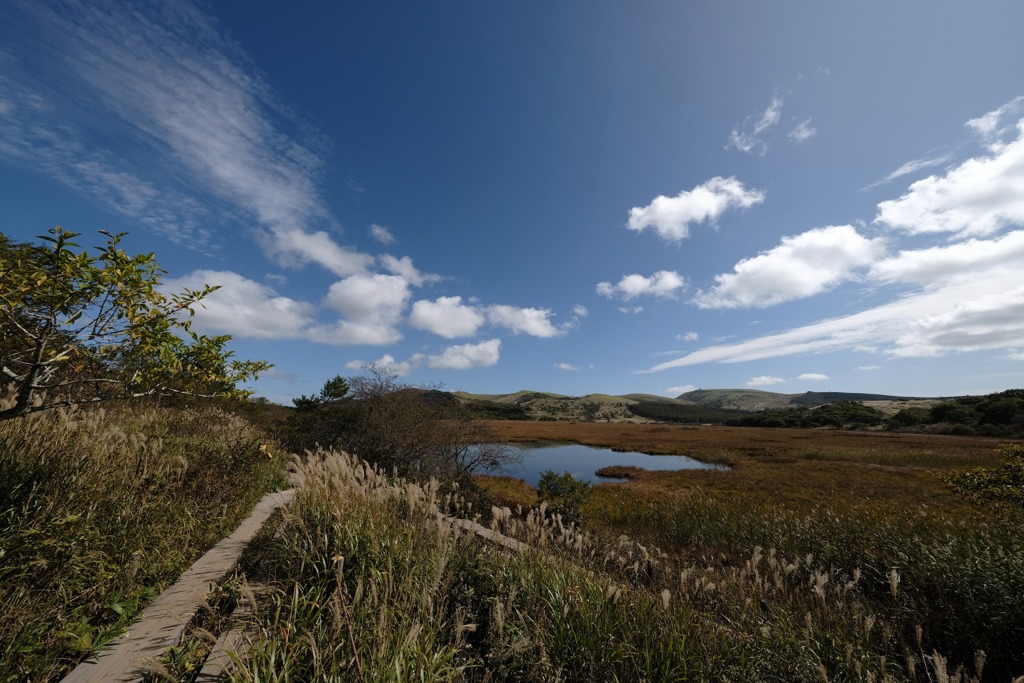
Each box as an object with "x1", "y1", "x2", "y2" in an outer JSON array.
[{"x1": 481, "y1": 420, "x2": 1003, "y2": 515}]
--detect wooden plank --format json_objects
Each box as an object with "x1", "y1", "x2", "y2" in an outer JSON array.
[
  {"x1": 61, "y1": 490, "x2": 294, "y2": 683},
  {"x1": 194, "y1": 582, "x2": 266, "y2": 682}
]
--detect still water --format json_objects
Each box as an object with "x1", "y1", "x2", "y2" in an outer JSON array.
[{"x1": 491, "y1": 442, "x2": 725, "y2": 487}]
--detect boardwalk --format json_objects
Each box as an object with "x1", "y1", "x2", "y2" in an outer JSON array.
[{"x1": 60, "y1": 490, "x2": 294, "y2": 683}]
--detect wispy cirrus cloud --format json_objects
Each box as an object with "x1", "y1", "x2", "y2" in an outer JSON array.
[
  {"x1": 0, "y1": 0, "x2": 368, "y2": 272},
  {"x1": 862, "y1": 154, "x2": 953, "y2": 191},
  {"x1": 788, "y1": 118, "x2": 817, "y2": 144},
  {"x1": 727, "y1": 94, "x2": 783, "y2": 156}
]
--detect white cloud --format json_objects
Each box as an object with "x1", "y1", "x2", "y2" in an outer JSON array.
[
  {"x1": 597, "y1": 271, "x2": 686, "y2": 301},
  {"x1": 857, "y1": 366, "x2": 881, "y2": 371},
  {"x1": 1007, "y1": 351, "x2": 1024, "y2": 362},
  {"x1": 678, "y1": 331, "x2": 699, "y2": 342},
  {"x1": 486, "y1": 305, "x2": 564, "y2": 337},
  {"x1": 666, "y1": 385, "x2": 696, "y2": 395},
  {"x1": 648, "y1": 263, "x2": 1024, "y2": 371},
  {"x1": 748, "y1": 376, "x2": 786, "y2": 387},
  {"x1": 555, "y1": 363, "x2": 581, "y2": 372},
  {"x1": 428, "y1": 339, "x2": 501, "y2": 370},
  {"x1": 345, "y1": 354, "x2": 414, "y2": 377},
  {"x1": 379, "y1": 254, "x2": 441, "y2": 287},
  {"x1": 315, "y1": 274, "x2": 411, "y2": 345},
  {"x1": 0, "y1": 1, "x2": 379, "y2": 270},
  {"x1": 870, "y1": 230, "x2": 1024, "y2": 285},
  {"x1": 875, "y1": 120, "x2": 1024, "y2": 238},
  {"x1": 965, "y1": 96, "x2": 1024, "y2": 147},
  {"x1": 369, "y1": 224, "x2": 396, "y2": 246},
  {"x1": 863, "y1": 154, "x2": 953, "y2": 191},
  {"x1": 788, "y1": 118, "x2": 817, "y2": 144},
  {"x1": 162, "y1": 270, "x2": 316, "y2": 339},
  {"x1": 409, "y1": 296, "x2": 486, "y2": 338},
  {"x1": 618, "y1": 306, "x2": 644, "y2": 315},
  {"x1": 695, "y1": 225, "x2": 886, "y2": 309},
  {"x1": 798, "y1": 373, "x2": 829, "y2": 381},
  {"x1": 627, "y1": 177, "x2": 765, "y2": 242},
  {"x1": 409, "y1": 297, "x2": 568, "y2": 339},
  {"x1": 266, "y1": 228, "x2": 374, "y2": 277},
  {"x1": 573, "y1": 304, "x2": 589, "y2": 318},
  {"x1": 728, "y1": 94, "x2": 783, "y2": 155}
]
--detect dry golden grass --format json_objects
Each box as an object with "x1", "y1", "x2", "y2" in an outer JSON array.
[{"x1": 480, "y1": 421, "x2": 1004, "y2": 515}]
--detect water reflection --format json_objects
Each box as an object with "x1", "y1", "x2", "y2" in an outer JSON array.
[{"x1": 487, "y1": 441, "x2": 725, "y2": 487}]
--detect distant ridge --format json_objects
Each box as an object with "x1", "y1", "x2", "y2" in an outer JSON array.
[
  {"x1": 452, "y1": 388, "x2": 936, "y2": 422},
  {"x1": 676, "y1": 389, "x2": 925, "y2": 411}
]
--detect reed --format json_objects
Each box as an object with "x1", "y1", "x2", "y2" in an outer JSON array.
[
  {"x1": 0, "y1": 400, "x2": 286, "y2": 682},
  {"x1": 228, "y1": 448, "x2": 1022, "y2": 681}
]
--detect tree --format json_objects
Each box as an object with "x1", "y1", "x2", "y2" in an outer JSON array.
[
  {"x1": 0, "y1": 228, "x2": 270, "y2": 420},
  {"x1": 285, "y1": 364, "x2": 518, "y2": 482},
  {"x1": 537, "y1": 470, "x2": 592, "y2": 526},
  {"x1": 292, "y1": 374, "x2": 349, "y2": 411}
]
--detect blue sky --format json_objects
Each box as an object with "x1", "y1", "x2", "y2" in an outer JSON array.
[{"x1": 2, "y1": 1, "x2": 1023, "y2": 404}]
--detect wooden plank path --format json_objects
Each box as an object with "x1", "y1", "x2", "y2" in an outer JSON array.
[
  {"x1": 60, "y1": 487, "x2": 533, "y2": 682},
  {"x1": 61, "y1": 489, "x2": 294, "y2": 683},
  {"x1": 194, "y1": 582, "x2": 266, "y2": 682}
]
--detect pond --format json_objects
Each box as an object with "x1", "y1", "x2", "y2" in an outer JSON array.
[{"x1": 488, "y1": 442, "x2": 725, "y2": 487}]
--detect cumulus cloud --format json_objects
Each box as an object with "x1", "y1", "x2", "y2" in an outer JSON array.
[
  {"x1": 345, "y1": 354, "x2": 415, "y2": 377},
  {"x1": 408, "y1": 297, "x2": 568, "y2": 339},
  {"x1": 727, "y1": 94, "x2": 783, "y2": 155},
  {"x1": 666, "y1": 384, "x2": 696, "y2": 395},
  {"x1": 788, "y1": 118, "x2": 817, "y2": 144},
  {"x1": 379, "y1": 254, "x2": 441, "y2": 287},
  {"x1": 748, "y1": 376, "x2": 786, "y2": 387},
  {"x1": 573, "y1": 305, "x2": 589, "y2": 318},
  {"x1": 627, "y1": 177, "x2": 765, "y2": 242},
  {"x1": 409, "y1": 296, "x2": 486, "y2": 338},
  {"x1": 486, "y1": 305, "x2": 564, "y2": 337},
  {"x1": 875, "y1": 119, "x2": 1024, "y2": 238},
  {"x1": 678, "y1": 331, "x2": 699, "y2": 342},
  {"x1": 649, "y1": 98, "x2": 1024, "y2": 372},
  {"x1": 695, "y1": 225, "x2": 886, "y2": 309},
  {"x1": 798, "y1": 373, "x2": 829, "y2": 381},
  {"x1": 315, "y1": 274, "x2": 411, "y2": 345},
  {"x1": 555, "y1": 363, "x2": 581, "y2": 372},
  {"x1": 162, "y1": 270, "x2": 316, "y2": 338},
  {"x1": 428, "y1": 339, "x2": 501, "y2": 370},
  {"x1": 597, "y1": 271, "x2": 686, "y2": 301},
  {"x1": 369, "y1": 224, "x2": 396, "y2": 246}
]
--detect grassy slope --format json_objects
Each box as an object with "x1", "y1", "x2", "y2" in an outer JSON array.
[{"x1": 0, "y1": 401, "x2": 287, "y2": 682}]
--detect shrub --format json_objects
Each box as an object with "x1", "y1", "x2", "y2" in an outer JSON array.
[{"x1": 537, "y1": 470, "x2": 592, "y2": 525}]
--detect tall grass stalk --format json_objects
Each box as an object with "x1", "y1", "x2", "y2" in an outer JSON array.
[
  {"x1": 0, "y1": 401, "x2": 286, "y2": 682},
  {"x1": 230, "y1": 449, "x2": 1018, "y2": 681}
]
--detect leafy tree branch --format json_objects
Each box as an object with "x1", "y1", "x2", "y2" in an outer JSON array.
[{"x1": 0, "y1": 228, "x2": 270, "y2": 419}]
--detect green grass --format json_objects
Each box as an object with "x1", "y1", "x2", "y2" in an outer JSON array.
[
  {"x1": 0, "y1": 401, "x2": 287, "y2": 682},
  {"x1": 228, "y1": 449, "x2": 1023, "y2": 681}
]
